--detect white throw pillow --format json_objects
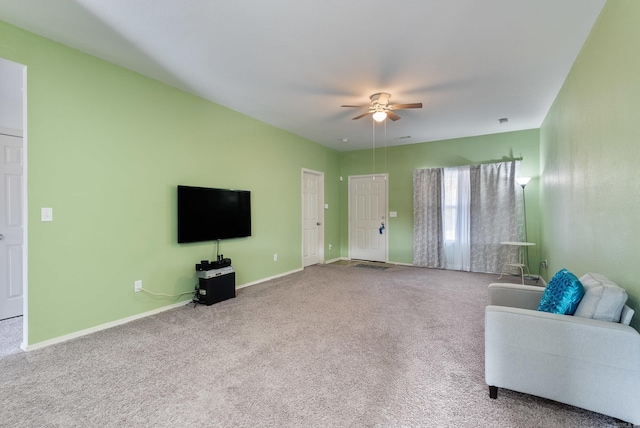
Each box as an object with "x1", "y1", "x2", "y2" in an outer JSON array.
[{"x1": 574, "y1": 273, "x2": 628, "y2": 323}]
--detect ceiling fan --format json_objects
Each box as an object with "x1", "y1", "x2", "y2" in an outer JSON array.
[{"x1": 341, "y1": 92, "x2": 422, "y2": 122}]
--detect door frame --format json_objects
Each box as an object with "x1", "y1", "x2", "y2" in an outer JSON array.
[
  {"x1": 301, "y1": 168, "x2": 324, "y2": 267},
  {"x1": 348, "y1": 173, "x2": 389, "y2": 262},
  {"x1": 0, "y1": 58, "x2": 28, "y2": 350}
]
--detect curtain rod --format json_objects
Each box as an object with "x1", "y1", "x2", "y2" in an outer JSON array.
[{"x1": 413, "y1": 157, "x2": 523, "y2": 171}]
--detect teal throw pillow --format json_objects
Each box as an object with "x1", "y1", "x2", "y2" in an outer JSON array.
[{"x1": 537, "y1": 269, "x2": 585, "y2": 315}]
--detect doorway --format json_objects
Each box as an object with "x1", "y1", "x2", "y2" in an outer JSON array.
[
  {"x1": 0, "y1": 57, "x2": 27, "y2": 352},
  {"x1": 0, "y1": 132, "x2": 24, "y2": 320},
  {"x1": 348, "y1": 174, "x2": 388, "y2": 262},
  {"x1": 302, "y1": 169, "x2": 324, "y2": 267}
]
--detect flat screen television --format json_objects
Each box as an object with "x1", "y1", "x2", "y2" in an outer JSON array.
[{"x1": 177, "y1": 185, "x2": 251, "y2": 243}]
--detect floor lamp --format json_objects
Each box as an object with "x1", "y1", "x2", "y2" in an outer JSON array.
[{"x1": 516, "y1": 177, "x2": 533, "y2": 280}]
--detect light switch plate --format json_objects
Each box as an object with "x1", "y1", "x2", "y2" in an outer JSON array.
[
  {"x1": 390, "y1": 211, "x2": 398, "y2": 218},
  {"x1": 41, "y1": 207, "x2": 53, "y2": 222}
]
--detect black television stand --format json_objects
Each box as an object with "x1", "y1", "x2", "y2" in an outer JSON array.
[{"x1": 193, "y1": 266, "x2": 236, "y2": 306}]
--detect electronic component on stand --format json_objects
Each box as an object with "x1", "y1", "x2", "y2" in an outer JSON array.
[
  {"x1": 192, "y1": 263, "x2": 235, "y2": 306},
  {"x1": 195, "y1": 257, "x2": 231, "y2": 271}
]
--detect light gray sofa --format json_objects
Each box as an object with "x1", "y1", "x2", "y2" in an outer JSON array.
[{"x1": 485, "y1": 282, "x2": 640, "y2": 425}]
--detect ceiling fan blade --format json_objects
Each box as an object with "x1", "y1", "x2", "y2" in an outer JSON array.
[
  {"x1": 387, "y1": 111, "x2": 401, "y2": 121},
  {"x1": 352, "y1": 112, "x2": 373, "y2": 120},
  {"x1": 341, "y1": 104, "x2": 367, "y2": 108},
  {"x1": 390, "y1": 103, "x2": 423, "y2": 109}
]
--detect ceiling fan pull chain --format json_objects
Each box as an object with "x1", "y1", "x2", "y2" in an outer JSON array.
[{"x1": 372, "y1": 118, "x2": 376, "y2": 173}]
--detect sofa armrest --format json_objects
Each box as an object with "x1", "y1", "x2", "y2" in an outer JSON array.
[{"x1": 488, "y1": 283, "x2": 544, "y2": 310}]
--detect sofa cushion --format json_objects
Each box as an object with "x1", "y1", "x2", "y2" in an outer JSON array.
[
  {"x1": 537, "y1": 269, "x2": 584, "y2": 315},
  {"x1": 574, "y1": 273, "x2": 628, "y2": 323}
]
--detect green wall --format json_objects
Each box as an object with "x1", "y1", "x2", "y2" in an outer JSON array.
[
  {"x1": 7, "y1": 0, "x2": 636, "y2": 345},
  {"x1": 0, "y1": 21, "x2": 340, "y2": 345},
  {"x1": 539, "y1": 0, "x2": 640, "y2": 329},
  {"x1": 338, "y1": 129, "x2": 541, "y2": 267}
]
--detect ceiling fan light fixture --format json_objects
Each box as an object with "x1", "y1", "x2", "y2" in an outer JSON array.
[
  {"x1": 342, "y1": 93, "x2": 421, "y2": 121},
  {"x1": 372, "y1": 111, "x2": 387, "y2": 122}
]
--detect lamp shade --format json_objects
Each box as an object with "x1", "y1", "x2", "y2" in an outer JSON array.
[
  {"x1": 516, "y1": 177, "x2": 531, "y2": 187},
  {"x1": 372, "y1": 111, "x2": 387, "y2": 122}
]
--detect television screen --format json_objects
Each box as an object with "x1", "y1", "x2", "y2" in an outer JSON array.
[{"x1": 177, "y1": 185, "x2": 251, "y2": 243}]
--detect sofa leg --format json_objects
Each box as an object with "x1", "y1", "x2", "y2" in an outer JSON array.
[{"x1": 489, "y1": 385, "x2": 498, "y2": 399}]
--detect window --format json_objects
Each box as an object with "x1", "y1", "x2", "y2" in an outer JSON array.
[
  {"x1": 443, "y1": 170, "x2": 458, "y2": 241},
  {"x1": 441, "y1": 166, "x2": 471, "y2": 271}
]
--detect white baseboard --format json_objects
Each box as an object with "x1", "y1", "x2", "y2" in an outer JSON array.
[
  {"x1": 21, "y1": 263, "x2": 538, "y2": 352},
  {"x1": 23, "y1": 267, "x2": 308, "y2": 352},
  {"x1": 389, "y1": 261, "x2": 414, "y2": 267},
  {"x1": 324, "y1": 257, "x2": 343, "y2": 264},
  {"x1": 236, "y1": 267, "x2": 303, "y2": 290},
  {"x1": 22, "y1": 300, "x2": 191, "y2": 352}
]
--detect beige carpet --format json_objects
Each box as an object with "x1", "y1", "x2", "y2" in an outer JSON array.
[
  {"x1": 0, "y1": 316, "x2": 22, "y2": 358},
  {"x1": 0, "y1": 264, "x2": 616, "y2": 427}
]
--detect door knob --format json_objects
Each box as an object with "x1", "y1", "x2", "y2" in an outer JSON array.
[
  {"x1": 0, "y1": 234, "x2": 4, "y2": 240},
  {"x1": 316, "y1": 222, "x2": 322, "y2": 226}
]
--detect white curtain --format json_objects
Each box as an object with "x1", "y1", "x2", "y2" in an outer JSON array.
[
  {"x1": 470, "y1": 161, "x2": 524, "y2": 273},
  {"x1": 443, "y1": 166, "x2": 471, "y2": 271},
  {"x1": 413, "y1": 160, "x2": 523, "y2": 273},
  {"x1": 413, "y1": 168, "x2": 445, "y2": 268}
]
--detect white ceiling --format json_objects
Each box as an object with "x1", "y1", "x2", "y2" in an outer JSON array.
[{"x1": 0, "y1": 0, "x2": 605, "y2": 151}]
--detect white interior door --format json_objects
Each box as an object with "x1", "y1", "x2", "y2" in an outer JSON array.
[
  {"x1": 0, "y1": 133, "x2": 24, "y2": 320},
  {"x1": 349, "y1": 174, "x2": 387, "y2": 262},
  {"x1": 302, "y1": 170, "x2": 324, "y2": 267}
]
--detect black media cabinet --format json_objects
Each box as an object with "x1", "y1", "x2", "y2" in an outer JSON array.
[{"x1": 197, "y1": 272, "x2": 236, "y2": 306}]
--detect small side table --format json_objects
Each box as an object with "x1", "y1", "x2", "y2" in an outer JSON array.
[{"x1": 498, "y1": 241, "x2": 536, "y2": 284}]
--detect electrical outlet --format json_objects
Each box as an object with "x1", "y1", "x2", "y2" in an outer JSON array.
[
  {"x1": 273, "y1": 253, "x2": 278, "y2": 261},
  {"x1": 328, "y1": 244, "x2": 333, "y2": 250},
  {"x1": 540, "y1": 260, "x2": 548, "y2": 269},
  {"x1": 134, "y1": 280, "x2": 142, "y2": 293}
]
